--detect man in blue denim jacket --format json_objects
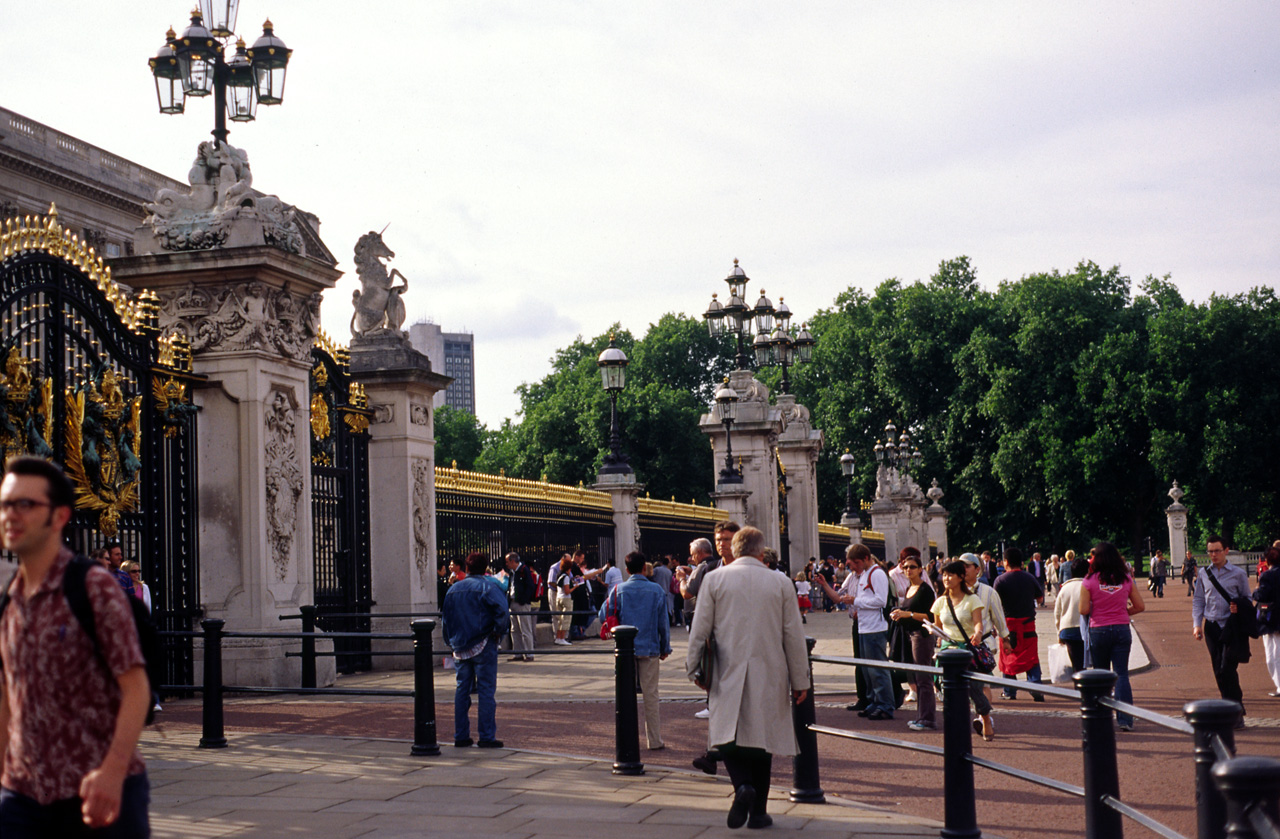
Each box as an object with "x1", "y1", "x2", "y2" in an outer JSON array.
[
  {"x1": 442, "y1": 552, "x2": 510, "y2": 748},
  {"x1": 600, "y1": 551, "x2": 671, "y2": 749}
]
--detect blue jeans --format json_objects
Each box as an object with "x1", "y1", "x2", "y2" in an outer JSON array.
[
  {"x1": 454, "y1": 639, "x2": 498, "y2": 742},
  {"x1": 860, "y1": 630, "x2": 894, "y2": 715},
  {"x1": 0, "y1": 772, "x2": 150, "y2": 837},
  {"x1": 1088, "y1": 624, "x2": 1133, "y2": 728},
  {"x1": 1000, "y1": 663, "x2": 1043, "y2": 698}
]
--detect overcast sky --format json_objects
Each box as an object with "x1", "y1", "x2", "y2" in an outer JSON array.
[{"x1": 5, "y1": 2, "x2": 1278, "y2": 425}]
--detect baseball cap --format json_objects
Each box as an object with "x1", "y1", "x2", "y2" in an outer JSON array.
[{"x1": 958, "y1": 552, "x2": 981, "y2": 566}]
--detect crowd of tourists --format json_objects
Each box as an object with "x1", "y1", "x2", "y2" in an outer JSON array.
[{"x1": 432, "y1": 525, "x2": 1280, "y2": 831}]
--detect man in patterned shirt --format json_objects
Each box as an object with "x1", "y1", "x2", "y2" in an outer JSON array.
[{"x1": 0, "y1": 457, "x2": 150, "y2": 836}]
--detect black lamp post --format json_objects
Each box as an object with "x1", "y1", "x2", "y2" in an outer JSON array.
[
  {"x1": 704, "y1": 259, "x2": 764, "y2": 370},
  {"x1": 597, "y1": 336, "x2": 631, "y2": 476},
  {"x1": 149, "y1": 2, "x2": 292, "y2": 144},
  {"x1": 840, "y1": 449, "x2": 856, "y2": 517},
  {"x1": 754, "y1": 297, "x2": 815, "y2": 395},
  {"x1": 873, "y1": 420, "x2": 923, "y2": 478},
  {"x1": 714, "y1": 377, "x2": 742, "y2": 484}
]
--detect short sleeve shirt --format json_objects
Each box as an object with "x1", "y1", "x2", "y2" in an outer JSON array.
[
  {"x1": 1082, "y1": 575, "x2": 1134, "y2": 627},
  {"x1": 0, "y1": 549, "x2": 146, "y2": 803},
  {"x1": 931, "y1": 593, "x2": 984, "y2": 644}
]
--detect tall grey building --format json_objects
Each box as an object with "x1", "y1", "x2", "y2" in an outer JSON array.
[{"x1": 408, "y1": 321, "x2": 475, "y2": 415}]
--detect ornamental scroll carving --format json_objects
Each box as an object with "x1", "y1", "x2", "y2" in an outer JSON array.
[
  {"x1": 265, "y1": 390, "x2": 303, "y2": 578},
  {"x1": 412, "y1": 458, "x2": 432, "y2": 580},
  {"x1": 156, "y1": 281, "x2": 321, "y2": 362},
  {"x1": 410, "y1": 402, "x2": 430, "y2": 426}
]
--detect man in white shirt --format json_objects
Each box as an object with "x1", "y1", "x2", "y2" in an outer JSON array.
[{"x1": 817, "y1": 544, "x2": 895, "y2": 720}]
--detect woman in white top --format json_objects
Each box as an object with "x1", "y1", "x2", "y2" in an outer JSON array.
[{"x1": 1053, "y1": 554, "x2": 1089, "y2": 673}]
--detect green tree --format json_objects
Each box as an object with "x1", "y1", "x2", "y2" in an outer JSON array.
[{"x1": 433, "y1": 405, "x2": 486, "y2": 471}]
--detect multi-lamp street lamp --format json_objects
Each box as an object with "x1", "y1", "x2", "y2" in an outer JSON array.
[{"x1": 149, "y1": 1, "x2": 292, "y2": 143}]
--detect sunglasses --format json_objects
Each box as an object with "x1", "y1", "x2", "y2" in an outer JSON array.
[{"x1": 901, "y1": 564, "x2": 920, "y2": 570}]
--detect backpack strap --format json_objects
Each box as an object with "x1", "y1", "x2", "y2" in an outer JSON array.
[{"x1": 63, "y1": 556, "x2": 109, "y2": 671}]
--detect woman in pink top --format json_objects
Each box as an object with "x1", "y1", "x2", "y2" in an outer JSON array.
[{"x1": 1079, "y1": 542, "x2": 1145, "y2": 731}]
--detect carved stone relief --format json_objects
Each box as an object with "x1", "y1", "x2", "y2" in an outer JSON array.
[
  {"x1": 370, "y1": 403, "x2": 394, "y2": 424},
  {"x1": 264, "y1": 389, "x2": 303, "y2": 578},
  {"x1": 156, "y1": 281, "x2": 321, "y2": 362},
  {"x1": 409, "y1": 402, "x2": 430, "y2": 426},
  {"x1": 412, "y1": 457, "x2": 432, "y2": 579},
  {"x1": 144, "y1": 140, "x2": 302, "y2": 253}
]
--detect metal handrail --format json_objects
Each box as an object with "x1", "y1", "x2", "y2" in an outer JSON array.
[{"x1": 808, "y1": 647, "x2": 1273, "y2": 839}]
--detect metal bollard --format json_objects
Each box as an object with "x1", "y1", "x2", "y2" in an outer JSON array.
[
  {"x1": 199, "y1": 619, "x2": 227, "y2": 749},
  {"x1": 410, "y1": 619, "x2": 440, "y2": 756},
  {"x1": 1185, "y1": 699, "x2": 1240, "y2": 839},
  {"x1": 1075, "y1": 669, "x2": 1122, "y2": 839},
  {"x1": 938, "y1": 648, "x2": 980, "y2": 839},
  {"x1": 790, "y1": 636, "x2": 825, "y2": 803},
  {"x1": 300, "y1": 604, "x2": 317, "y2": 690},
  {"x1": 611, "y1": 625, "x2": 644, "y2": 776},
  {"x1": 1213, "y1": 756, "x2": 1280, "y2": 839}
]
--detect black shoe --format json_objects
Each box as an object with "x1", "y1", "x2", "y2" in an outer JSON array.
[
  {"x1": 1032, "y1": 692, "x2": 1046, "y2": 703},
  {"x1": 972, "y1": 718, "x2": 983, "y2": 735},
  {"x1": 747, "y1": 813, "x2": 773, "y2": 829},
  {"x1": 728, "y1": 785, "x2": 756, "y2": 829},
  {"x1": 866, "y1": 710, "x2": 893, "y2": 721},
  {"x1": 477, "y1": 739, "x2": 504, "y2": 749},
  {"x1": 846, "y1": 702, "x2": 868, "y2": 712},
  {"x1": 1000, "y1": 691, "x2": 1017, "y2": 700},
  {"x1": 692, "y1": 755, "x2": 717, "y2": 775},
  {"x1": 454, "y1": 737, "x2": 473, "y2": 748},
  {"x1": 857, "y1": 708, "x2": 872, "y2": 717}
]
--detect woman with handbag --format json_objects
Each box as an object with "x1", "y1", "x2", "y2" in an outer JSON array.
[
  {"x1": 1252, "y1": 546, "x2": 1280, "y2": 697},
  {"x1": 890, "y1": 555, "x2": 938, "y2": 730},
  {"x1": 930, "y1": 559, "x2": 995, "y2": 741},
  {"x1": 1079, "y1": 542, "x2": 1145, "y2": 731}
]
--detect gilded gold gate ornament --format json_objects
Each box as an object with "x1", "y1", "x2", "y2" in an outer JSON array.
[
  {"x1": 310, "y1": 392, "x2": 330, "y2": 439},
  {"x1": 65, "y1": 369, "x2": 143, "y2": 537},
  {"x1": 0, "y1": 348, "x2": 54, "y2": 460}
]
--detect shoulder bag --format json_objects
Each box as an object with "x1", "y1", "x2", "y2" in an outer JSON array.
[{"x1": 945, "y1": 595, "x2": 996, "y2": 673}]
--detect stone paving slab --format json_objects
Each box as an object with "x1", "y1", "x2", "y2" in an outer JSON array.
[{"x1": 144, "y1": 729, "x2": 943, "y2": 839}]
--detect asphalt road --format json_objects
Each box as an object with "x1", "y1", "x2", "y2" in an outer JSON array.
[{"x1": 157, "y1": 587, "x2": 1279, "y2": 839}]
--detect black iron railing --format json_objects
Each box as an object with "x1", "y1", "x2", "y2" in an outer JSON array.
[
  {"x1": 806, "y1": 647, "x2": 1280, "y2": 839},
  {"x1": 159, "y1": 617, "x2": 644, "y2": 770}
]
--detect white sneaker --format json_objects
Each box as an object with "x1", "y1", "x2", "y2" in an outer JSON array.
[
  {"x1": 554, "y1": 638, "x2": 571, "y2": 646},
  {"x1": 694, "y1": 708, "x2": 711, "y2": 719}
]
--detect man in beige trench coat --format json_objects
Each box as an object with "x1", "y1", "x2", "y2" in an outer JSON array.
[{"x1": 686, "y1": 526, "x2": 811, "y2": 829}]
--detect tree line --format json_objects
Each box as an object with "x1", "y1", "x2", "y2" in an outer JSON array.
[{"x1": 436, "y1": 256, "x2": 1280, "y2": 559}]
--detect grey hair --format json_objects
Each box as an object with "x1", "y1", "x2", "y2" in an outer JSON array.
[
  {"x1": 731, "y1": 526, "x2": 767, "y2": 559},
  {"x1": 690, "y1": 538, "x2": 713, "y2": 557}
]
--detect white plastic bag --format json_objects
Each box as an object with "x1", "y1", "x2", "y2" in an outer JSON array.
[{"x1": 1048, "y1": 643, "x2": 1073, "y2": 684}]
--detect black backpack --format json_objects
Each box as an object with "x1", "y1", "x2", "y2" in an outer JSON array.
[{"x1": 1, "y1": 556, "x2": 163, "y2": 724}]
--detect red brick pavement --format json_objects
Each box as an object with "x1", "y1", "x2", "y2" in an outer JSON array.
[{"x1": 156, "y1": 590, "x2": 1278, "y2": 839}]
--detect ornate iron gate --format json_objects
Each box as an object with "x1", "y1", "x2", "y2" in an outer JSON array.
[
  {"x1": 309, "y1": 336, "x2": 373, "y2": 672},
  {"x1": 0, "y1": 207, "x2": 202, "y2": 688}
]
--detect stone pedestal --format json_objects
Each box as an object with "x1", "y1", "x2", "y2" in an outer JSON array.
[
  {"x1": 1166, "y1": 481, "x2": 1189, "y2": 565},
  {"x1": 840, "y1": 512, "x2": 864, "y2": 547},
  {"x1": 869, "y1": 492, "x2": 899, "y2": 564},
  {"x1": 926, "y1": 480, "x2": 950, "y2": 558},
  {"x1": 350, "y1": 334, "x2": 451, "y2": 668},
  {"x1": 774, "y1": 393, "x2": 823, "y2": 570},
  {"x1": 710, "y1": 485, "x2": 752, "y2": 524},
  {"x1": 700, "y1": 370, "x2": 781, "y2": 543},
  {"x1": 112, "y1": 246, "x2": 340, "y2": 687},
  {"x1": 593, "y1": 472, "x2": 644, "y2": 574}
]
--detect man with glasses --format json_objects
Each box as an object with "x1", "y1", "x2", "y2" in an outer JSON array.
[
  {"x1": 0, "y1": 457, "x2": 151, "y2": 835},
  {"x1": 1192, "y1": 536, "x2": 1251, "y2": 723}
]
